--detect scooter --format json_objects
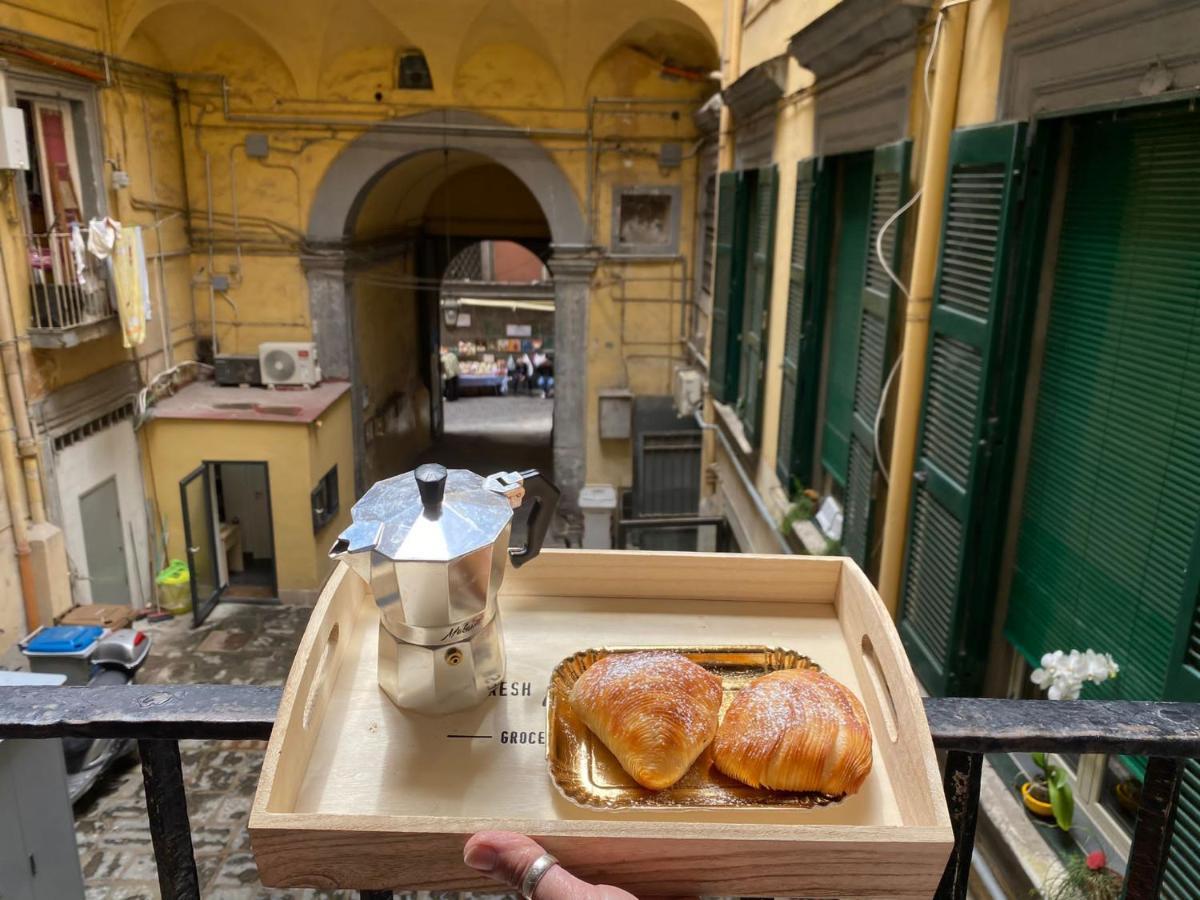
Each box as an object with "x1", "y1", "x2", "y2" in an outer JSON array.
[{"x1": 62, "y1": 629, "x2": 152, "y2": 802}]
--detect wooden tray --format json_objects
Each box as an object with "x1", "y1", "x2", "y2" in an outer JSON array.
[{"x1": 250, "y1": 551, "x2": 952, "y2": 897}]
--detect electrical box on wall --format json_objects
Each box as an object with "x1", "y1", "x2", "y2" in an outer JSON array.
[
  {"x1": 598, "y1": 389, "x2": 633, "y2": 440},
  {"x1": 673, "y1": 367, "x2": 703, "y2": 416},
  {"x1": 0, "y1": 107, "x2": 30, "y2": 171}
]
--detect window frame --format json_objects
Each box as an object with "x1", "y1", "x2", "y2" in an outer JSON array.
[
  {"x1": 609, "y1": 184, "x2": 683, "y2": 257},
  {"x1": 5, "y1": 66, "x2": 107, "y2": 234},
  {"x1": 311, "y1": 465, "x2": 340, "y2": 533}
]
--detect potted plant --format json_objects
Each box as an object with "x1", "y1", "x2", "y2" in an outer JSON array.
[
  {"x1": 1023, "y1": 751, "x2": 1072, "y2": 828},
  {"x1": 1021, "y1": 649, "x2": 1120, "y2": 830},
  {"x1": 1042, "y1": 849, "x2": 1123, "y2": 899}
]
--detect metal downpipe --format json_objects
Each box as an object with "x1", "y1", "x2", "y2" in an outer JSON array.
[{"x1": 876, "y1": 3, "x2": 970, "y2": 614}]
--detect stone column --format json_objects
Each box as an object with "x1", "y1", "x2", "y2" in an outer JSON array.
[
  {"x1": 548, "y1": 249, "x2": 598, "y2": 543},
  {"x1": 305, "y1": 262, "x2": 366, "y2": 496}
]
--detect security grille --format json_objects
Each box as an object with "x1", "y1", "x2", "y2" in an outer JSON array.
[{"x1": 634, "y1": 431, "x2": 702, "y2": 517}]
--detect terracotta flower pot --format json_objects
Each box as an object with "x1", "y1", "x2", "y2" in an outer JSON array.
[{"x1": 1021, "y1": 780, "x2": 1054, "y2": 818}]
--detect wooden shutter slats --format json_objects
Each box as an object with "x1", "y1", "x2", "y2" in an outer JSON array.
[
  {"x1": 898, "y1": 122, "x2": 1026, "y2": 696},
  {"x1": 737, "y1": 166, "x2": 778, "y2": 443},
  {"x1": 1002, "y1": 110, "x2": 1200, "y2": 727},
  {"x1": 776, "y1": 158, "x2": 819, "y2": 485},
  {"x1": 708, "y1": 172, "x2": 749, "y2": 403},
  {"x1": 841, "y1": 140, "x2": 912, "y2": 568}
]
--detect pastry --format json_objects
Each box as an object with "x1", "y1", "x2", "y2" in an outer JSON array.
[
  {"x1": 568, "y1": 651, "x2": 723, "y2": 790},
  {"x1": 712, "y1": 668, "x2": 872, "y2": 795}
]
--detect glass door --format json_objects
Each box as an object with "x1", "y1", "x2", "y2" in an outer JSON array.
[{"x1": 180, "y1": 465, "x2": 221, "y2": 625}]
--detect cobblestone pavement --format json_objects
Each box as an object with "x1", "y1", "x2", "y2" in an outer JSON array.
[{"x1": 418, "y1": 395, "x2": 554, "y2": 477}]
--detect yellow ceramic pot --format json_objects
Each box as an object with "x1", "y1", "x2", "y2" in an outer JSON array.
[{"x1": 1022, "y1": 780, "x2": 1054, "y2": 818}]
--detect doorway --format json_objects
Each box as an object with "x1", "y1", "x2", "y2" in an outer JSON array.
[
  {"x1": 180, "y1": 461, "x2": 277, "y2": 625},
  {"x1": 305, "y1": 109, "x2": 589, "y2": 515},
  {"x1": 435, "y1": 239, "x2": 555, "y2": 474},
  {"x1": 79, "y1": 476, "x2": 130, "y2": 605}
]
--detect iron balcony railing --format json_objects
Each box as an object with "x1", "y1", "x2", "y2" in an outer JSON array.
[
  {"x1": 0, "y1": 685, "x2": 1197, "y2": 900},
  {"x1": 26, "y1": 228, "x2": 116, "y2": 332}
]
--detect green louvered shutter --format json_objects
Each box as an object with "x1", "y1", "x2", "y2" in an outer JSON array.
[
  {"x1": 842, "y1": 140, "x2": 912, "y2": 568},
  {"x1": 708, "y1": 171, "x2": 750, "y2": 403},
  {"x1": 1165, "y1": 524, "x2": 1200, "y2": 897},
  {"x1": 820, "y1": 153, "x2": 874, "y2": 486},
  {"x1": 737, "y1": 165, "x2": 779, "y2": 443},
  {"x1": 1005, "y1": 110, "x2": 1200, "y2": 705},
  {"x1": 898, "y1": 122, "x2": 1026, "y2": 696},
  {"x1": 776, "y1": 157, "x2": 821, "y2": 485}
]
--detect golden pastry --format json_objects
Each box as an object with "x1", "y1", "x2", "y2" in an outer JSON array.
[
  {"x1": 568, "y1": 651, "x2": 723, "y2": 790},
  {"x1": 712, "y1": 668, "x2": 872, "y2": 795}
]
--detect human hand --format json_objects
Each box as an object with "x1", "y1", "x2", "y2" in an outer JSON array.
[{"x1": 463, "y1": 831, "x2": 637, "y2": 899}]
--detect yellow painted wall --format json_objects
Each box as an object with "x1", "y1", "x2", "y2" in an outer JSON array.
[
  {"x1": 353, "y1": 256, "x2": 430, "y2": 487},
  {"x1": 0, "y1": 476, "x2": 23, "y2": 653},
  {"x1": 739, "y1": 0, "x2": 839, "y2": 74},
  {"x1": 0, "y1": 0, "x2": 726, "y2": 628},
  {"x1": 308, "y1": 391, "x2": 355, "y2": 584},
  {"x1": 956, "y1": 0, "x2": 1010, "y2": 127},
  {"x1": 142, "y1": 391, "x2": 353, "y2": 597}
]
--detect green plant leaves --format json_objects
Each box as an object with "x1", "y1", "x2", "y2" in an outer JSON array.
[
  {"x1": 1046, "y1": 766, "x2": 1074, "y2": 831},
  {"x1": 1031, "y1": 751, "x2": 1047, "y2": 770}
]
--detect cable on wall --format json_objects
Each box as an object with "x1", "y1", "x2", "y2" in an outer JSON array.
[{"x1": 869, "y1": 0, "x2": 968, "y2": 485}]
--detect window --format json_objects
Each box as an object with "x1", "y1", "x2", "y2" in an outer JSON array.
[
  {"x1": 311, "y1": 466, "x2": 340, "y2": 532},
  {"x1": 7, "y1": 73, "x2": 104, "y2": 234},
  {"x1": 611, "y1": 186, "x2": 681, "y2": 255},
  {"x1": 7, "y1": 69, "x2": 110, "y2": 335}
]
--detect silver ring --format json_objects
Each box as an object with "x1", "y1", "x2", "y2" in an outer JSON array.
[{"x1": 520, "y1": 852, "x2": 559, "y2": 899}]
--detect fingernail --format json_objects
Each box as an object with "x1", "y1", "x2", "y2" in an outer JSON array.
[{"x1": 464, "y1": 843, "x2": 498, "y2": 872}]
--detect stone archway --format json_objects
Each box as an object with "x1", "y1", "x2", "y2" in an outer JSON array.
[{"x1": 305, "y1": 109, "x2": 593, "y2": 530}]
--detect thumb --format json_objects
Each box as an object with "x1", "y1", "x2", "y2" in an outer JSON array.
[{"x1": 463, "y1": 831, "x2": 636, "y2": 899}]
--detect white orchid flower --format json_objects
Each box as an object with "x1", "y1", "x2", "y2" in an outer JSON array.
[{"x1": 1030, "y1": 648, "x2": 1118, "y2": 699}]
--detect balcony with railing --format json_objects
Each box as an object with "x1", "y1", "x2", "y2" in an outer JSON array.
[{"x1": 25, "y1": 228, "x2": 118, "y2": 348}]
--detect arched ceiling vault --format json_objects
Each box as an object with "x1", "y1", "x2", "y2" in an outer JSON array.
[{"x1": 117, "y1": 0, "x2": 720, "y2": 104}]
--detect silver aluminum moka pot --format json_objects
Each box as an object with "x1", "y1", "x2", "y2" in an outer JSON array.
[{"x1": 329, "y1": 463, "x2": 558, "y2": 715}]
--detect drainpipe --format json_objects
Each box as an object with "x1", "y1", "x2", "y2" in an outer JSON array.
[
  {"x1": 0, "y1": 180, "x2": 41, "y2": 628},
  {"x1": 0, "y1": 226, "x2": 44, "y2": 528},
  {"x1": 876, "y1": 2, "x2": 969, "y2": 615}
]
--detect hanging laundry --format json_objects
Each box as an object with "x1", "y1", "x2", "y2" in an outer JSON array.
[
  {"x1": 87, "y1": 216, "x2": 119, "y2": 260},
  {"x1": 68, "y1": 222, "x2": 87, "y2": 285},
  {"x1": 134, "y1": 227, "x2": 153, "y2": 323},
  {"x1": 111, "y1": 224, "x2": 148, "y2": 348}
]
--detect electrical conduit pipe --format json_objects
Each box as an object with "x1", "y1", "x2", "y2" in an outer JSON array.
[{"x1": 876, "y1": 2, "x2": 970, "y2": 615}]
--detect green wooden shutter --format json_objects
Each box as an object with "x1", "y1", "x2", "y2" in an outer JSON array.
[
  {"x1": 776, "y1": 157, "x2": 820, "y2": 485},
  {"x1": 842, "y1": 140, "x2": 912, "y2": 568},
  {"x1": 820, "y1": 153, "x2": 874, "y2": 486},
  {"x1": 737, "y1": 165, "x2": 779, "y2": 443},
  {"x1": 1005, "y1": 110, "x2": 1200, "y2": 704},
  {"x1": 897, "y1": 122, "x2": 1026, "y2": 696},
  {"x1": 708, "y1": 171, "x2": 750, "y2": 403}
]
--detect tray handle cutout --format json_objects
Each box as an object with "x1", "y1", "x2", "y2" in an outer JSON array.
[
  {"x1": 302, "y1": 621, "x2": 340, "y2": 731},
  {"x1": 859, "y1": 634, "x2": 899, "y2": 743}
]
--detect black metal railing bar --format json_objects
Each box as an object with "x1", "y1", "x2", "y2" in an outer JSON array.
[{"x1": 1, "y1": 685, "x2": 1197, "y2": 900}]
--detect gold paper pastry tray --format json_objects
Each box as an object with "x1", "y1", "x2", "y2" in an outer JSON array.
[{"x1": 548, "y1": 645, "x2": 842, "y2": 810}]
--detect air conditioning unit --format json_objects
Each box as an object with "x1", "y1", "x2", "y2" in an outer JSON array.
[
  {"x1": 259, "y1": 342, "x2": 321, "y2": 388},
  {"x1": 214, "y1": 354, "x2": 261, "y2": 387},
  {"x1": 673, "y1": 366, "x2": 704, "y2": 416}
]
